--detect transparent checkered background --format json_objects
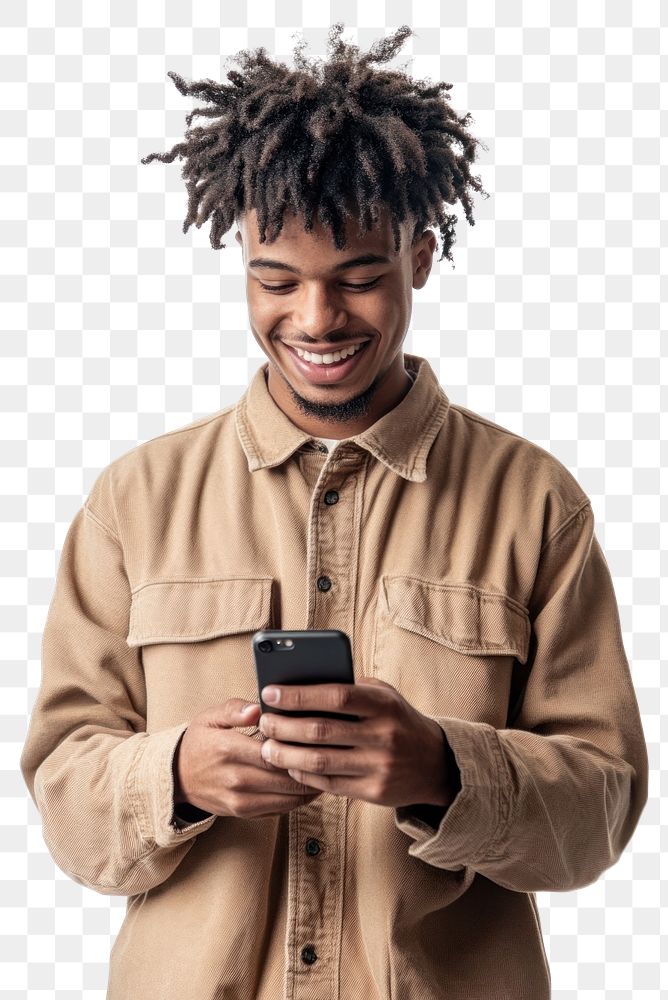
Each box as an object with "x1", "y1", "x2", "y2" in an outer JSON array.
[{"x1": 1, "y1": 1, "x2": 663, "y2": 997}]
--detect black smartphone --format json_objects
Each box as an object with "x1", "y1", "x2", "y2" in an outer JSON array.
[{"x1": 252, "y1": 629, "x2": 360, "y2": 744}]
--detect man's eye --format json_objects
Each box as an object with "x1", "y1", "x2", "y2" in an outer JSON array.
[{"x1": 258, "y1": 279, "x2": 380, "y2": 293}]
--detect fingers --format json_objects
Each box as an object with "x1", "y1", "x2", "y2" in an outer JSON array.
[
  {"x1": 261, "y1": 738, "x2": 363, "y2": 777},
  {"x1": 233, "y1": 762, "x2": 318, "y2": 797},
  {"x1": 222, "y1": 729, "x2": 319, "y2": 795},
  {"x1": 258, "y1": 711, "x2": 371, "y2": 749},
  {"x1": 259, "y1": 680, "x2": 391, "y2": 717}
]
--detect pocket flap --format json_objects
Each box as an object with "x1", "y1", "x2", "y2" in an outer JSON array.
[
  {"x1": 127, "y1": 577, "x2": 273, "y2": 647},
  {"x1": 379, "y1": 575, "x2": 530, "y2": 664}
]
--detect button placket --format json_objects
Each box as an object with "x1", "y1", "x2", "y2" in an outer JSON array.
[{"x1": 288, "y1": 462, "x2": 363, "y2": 999}]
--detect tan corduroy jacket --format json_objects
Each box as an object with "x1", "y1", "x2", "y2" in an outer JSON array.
[{"x1": 20, "y1": 352, "x2": 648, "y2": 1000}]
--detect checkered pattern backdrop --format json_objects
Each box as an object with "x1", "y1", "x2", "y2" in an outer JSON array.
[{"x1": 2, "y1": 1, "x2": 662, "y2": 997}]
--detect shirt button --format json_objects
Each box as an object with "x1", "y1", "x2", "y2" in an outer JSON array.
[
  {"x1": 324, "y1": 490, "x2": 339, "y2": 505},
  {"x1": 305, "y1": 838, "x2": 321, "y2": 856},
  {"x1": 317, "y1": 576, "x2": 332, "y2": 592},
  {"x1": 301, "y1": 945, "x2": 318, "y2": 965}
]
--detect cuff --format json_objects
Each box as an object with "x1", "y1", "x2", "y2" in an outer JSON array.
[
  {"x1": 129, "y1": 722, "x2": 217, "y2": 846},
  {"x1": 172, "y1": 801, "x2": 216, "y2": 829},
  {"x1": 394, "y1": 716, "x2": 509, "y2": 870}
]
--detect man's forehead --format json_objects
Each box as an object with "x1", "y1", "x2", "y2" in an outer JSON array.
[{"x1": 237, "y1": 205, "x2": 406, "y2": 263}]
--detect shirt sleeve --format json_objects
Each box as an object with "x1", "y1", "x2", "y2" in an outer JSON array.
[
  {"x1": 20, "y1": 495, "x2": 217, "y2": 897},
  {"x1": 394, "y1": 501, "x2": 649, "y2": 892}
]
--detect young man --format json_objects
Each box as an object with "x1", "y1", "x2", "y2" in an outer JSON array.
[{"x1": 21, "y1": 24, "x2": 647, "y2": 1000}]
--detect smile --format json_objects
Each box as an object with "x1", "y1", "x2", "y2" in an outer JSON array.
[
  {"x1": 283, "y1": 339, "x2": 372, "y2": 385},
  {"x1": 295, "y1": 342, "x2": 368, "y2": 365}
]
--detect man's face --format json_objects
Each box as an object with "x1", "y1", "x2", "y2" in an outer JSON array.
[{"x1": 235, "y1": 204, "x2": 437, "y2": 438}]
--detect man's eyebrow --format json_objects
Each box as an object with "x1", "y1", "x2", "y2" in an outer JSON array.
[{"x1": 247, "y1": 253, "x2": 391, "y2": 274}]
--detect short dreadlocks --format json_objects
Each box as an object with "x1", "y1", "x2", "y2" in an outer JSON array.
[{"x1": 140, "y1": 23, "x2": 489, "y2": 266}]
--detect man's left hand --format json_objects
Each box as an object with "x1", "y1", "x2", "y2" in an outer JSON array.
[{"x1": 257, "y1": 676, "x2": 456, "y2": 810}]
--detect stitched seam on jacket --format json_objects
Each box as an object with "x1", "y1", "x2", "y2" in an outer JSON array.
[
  {"x1": 127, "y1": 735, "x2": 154, "y2": 846},
  {"x1": 386, "y1": 578, "x2": 529, "y2": 659},
  {"x1": 540, "y1": 499, "x2": 591, "y2": 554},
  {"x1": 130, "y1": 575, "x2": 272, "y2": 596},
  {"x1": 84, "y1": 502, "x2": 121, "y2": 545},
  {"x1": 473, "y1": 726, "x2": 514, "y2": 863},
  {"x1": 385, "y1": 575, "x2": 530, "y2": 620},
  {"x1": 390, "y1": 616, "x2": 524, "y2": 657}
]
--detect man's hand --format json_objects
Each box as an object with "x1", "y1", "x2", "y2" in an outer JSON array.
[
  {"x1": 256, "y1": 676, "x2": 458, "y2": 810},
  {"x1": 172, "y1": 699, "x2": 323, "y2": 819}
]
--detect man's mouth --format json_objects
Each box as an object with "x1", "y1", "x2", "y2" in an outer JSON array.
[{"x1": 281, "y1": 339, "x2": 373, "y2": 384}]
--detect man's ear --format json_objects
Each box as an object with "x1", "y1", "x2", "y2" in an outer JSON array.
[{"x1": 412, "y1": 230, "x2": 437, "y2": 290}]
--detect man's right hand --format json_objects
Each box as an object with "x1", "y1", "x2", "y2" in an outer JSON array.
[{"x1": 172, "y1": 699, "x2": 322, "y2": 818}]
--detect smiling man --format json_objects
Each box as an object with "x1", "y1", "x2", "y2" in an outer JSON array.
[
  {"x1": 20, "y1": 23, "x2": 647, "y2": 1000},
  {"x1": 237, "y1": 202, "x2": 432, "y2": 437}
]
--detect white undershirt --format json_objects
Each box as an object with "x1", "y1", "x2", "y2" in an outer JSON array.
[{"x1": 317, "y1": 437, "x2": 345, "y2": 452}]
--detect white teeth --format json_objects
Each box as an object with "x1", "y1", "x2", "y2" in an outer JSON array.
[{"x1": 295, "y1": 342, "x2": 367, "y2": 365}]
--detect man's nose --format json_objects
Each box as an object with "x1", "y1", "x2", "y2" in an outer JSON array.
[{"x1": 290, "y1": 283, "x2": 348, "y2": 338}]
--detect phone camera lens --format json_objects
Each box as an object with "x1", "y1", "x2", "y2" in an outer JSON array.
[{"x1": 258, "y1": 640, "x2": 272, "y2": 653}]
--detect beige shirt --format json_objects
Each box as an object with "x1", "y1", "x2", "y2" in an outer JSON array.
[{"x1": 20, "y1": 352, "x2": 648, "y2": 1000}]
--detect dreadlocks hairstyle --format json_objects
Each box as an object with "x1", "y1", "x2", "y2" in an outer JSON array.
[{"x1": 140, "y1": 23, "x2": 489, "y2": 266}]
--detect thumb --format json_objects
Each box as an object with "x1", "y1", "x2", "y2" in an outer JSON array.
[
  {"x1": 207, "y1": 699, "x2": 261, "y2": 728},
  {"x1": 237, "y1": 700, "x2": 261, "y2": 721}
]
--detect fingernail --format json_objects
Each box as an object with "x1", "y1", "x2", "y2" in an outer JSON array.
[
  {"x1": 242, "y1": 703, "x2": 257, "y2": 715},
  {"x1": 262, "y1": 686, "x2": 279, "y2": 704}
]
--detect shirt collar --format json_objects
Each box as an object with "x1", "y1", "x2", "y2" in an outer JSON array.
[{"x1": 235, "y1": 352, "x2": 451, "y2": 483}]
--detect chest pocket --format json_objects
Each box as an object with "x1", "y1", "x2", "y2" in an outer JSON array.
[
  {"x1": 371, "y1": 575, "x2": 530, "y2": 728},
  {"x1": 127, "y1": 577, "x2": 274, "y2": 734}
]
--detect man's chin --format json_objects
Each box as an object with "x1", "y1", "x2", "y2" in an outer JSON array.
[
  {"x1": 264, "y1": 350, "x2": 383, "y2": 422},
  {"x1": 287, "y1": 377, "x2": 381, "y2": 422}
]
